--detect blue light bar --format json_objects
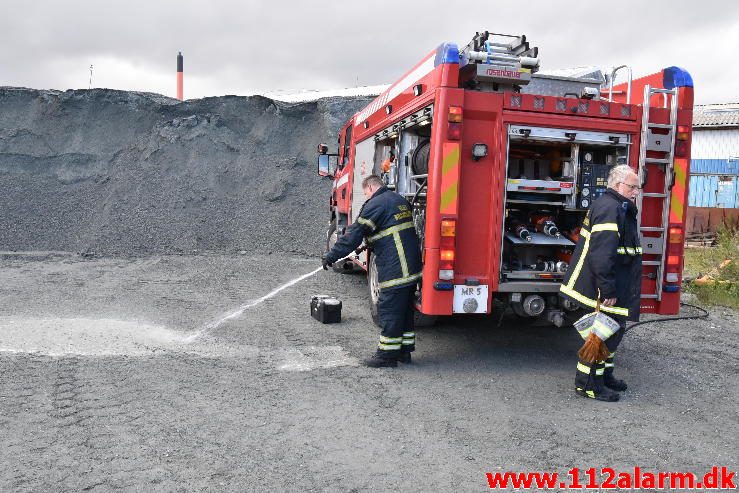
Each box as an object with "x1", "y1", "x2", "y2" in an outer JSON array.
[
  {"x1": 663, "y1": 66, "x2": 693, "y2": 89},
  {"x1": 663, "y1": 284, "x2": 681, "y2": 293},
  {"x1": 433, "y1": 281, "x2": 454, "y2": 291},
  {"x1": 434, "y1": 43, "x2": 460, "y2": 66}
]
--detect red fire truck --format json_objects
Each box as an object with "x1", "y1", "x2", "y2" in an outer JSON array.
[{"x1": 317, "y1": 31, "x2": 693, "y2": 326}]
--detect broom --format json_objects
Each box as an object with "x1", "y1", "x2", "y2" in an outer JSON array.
[{"x1": 577, "y1": 290, "x2": 611, "y2": 363}]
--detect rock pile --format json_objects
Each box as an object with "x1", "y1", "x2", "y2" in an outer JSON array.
[{"x1": 0, "y1": 88, "x2": 372, "y2": 256}]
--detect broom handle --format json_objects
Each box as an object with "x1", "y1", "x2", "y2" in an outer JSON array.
[{"x1": 595, "y1": 288, "x2": 601, "y2": 314}]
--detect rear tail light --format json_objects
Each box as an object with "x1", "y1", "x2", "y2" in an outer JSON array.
[
  {"x1": 447, "y1": 122, "x2": 462, "y2": 140},
  {"x1": 441, "y1": 219, "x2": 456, "y2": 237},
  {"x1": 439, "y1": 219, "x2": 456, "y2": 279},
  {"x1": 668, "y1": 227, "x2": 683, "y2": 244},
  {"x1": 675, "y1": 140, "x2": 688, "y2": 157},
  {"x1": 664, "y1": 224, "x2": 683, "y2": 288},
  {"x1": 447, "y1": 106, "x2": 462, "y2": 140},
  {"x1": 448, "y1": 106, "x2": 463, "y2": 123},
  {"x1": 675, "y1": 125, "x2": 689, "y2": 157}
]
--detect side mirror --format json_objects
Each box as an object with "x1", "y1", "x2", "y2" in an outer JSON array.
[{"x1": 318, "y1": 154, "x2": 339, "y2": 177}]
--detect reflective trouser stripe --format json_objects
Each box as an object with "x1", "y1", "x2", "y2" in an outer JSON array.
[
  {"x1": 379, "y1": 336, "x2": 402, "y2": 343},
  {"x1": 402, "y1": 332, "x2": 415, "y2": 345},
  {"x1": 577, "y1": 362, "x2": 591, "y2": 374},
  {"x1": 378, "y1": 336, "x2": 402, "y2": 351},
  {"x1": 577, "y1": 387, "x2": 596, "y2": 398},
  {"x1": 378, "y1": 343, "x2": 401, "y2": 350},
  {"x1": 605, "y1": 351, "x2": 616, "y2": 369}
]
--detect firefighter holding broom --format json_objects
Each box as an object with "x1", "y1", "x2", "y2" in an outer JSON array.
[{"x1": 560, "y1": 165, "x2": 643, "y2": 402}]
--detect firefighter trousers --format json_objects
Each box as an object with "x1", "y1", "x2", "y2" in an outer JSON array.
[
  {"x1": 604, "y1": 323, "x2": 626, "y2": 379},
  {"x1": 376, "y1": 285, "x2": 416, "y2": 359},
  {"x1": 575, "y1": 323, "x2": 626, "y2": 393}
]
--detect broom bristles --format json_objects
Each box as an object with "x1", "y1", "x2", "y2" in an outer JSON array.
[{"x1": 578, "y1": 332, "x2": 610, "y2": 363}]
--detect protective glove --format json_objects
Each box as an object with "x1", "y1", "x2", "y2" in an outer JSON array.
[{"x1": 321, "y1": 253, "x2": 333, "y2": 270}]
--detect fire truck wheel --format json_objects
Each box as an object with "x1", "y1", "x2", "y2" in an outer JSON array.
[
  {"x1": 327, "y1": 219, "x2": 352, "y2": 273},
  {"x1": 368, "y1": 253, "x2": 381, "y2": 326}
]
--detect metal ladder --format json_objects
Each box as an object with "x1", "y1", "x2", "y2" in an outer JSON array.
[{"x1": 637, "y1": 85, "x2": 679, "y2": 301}]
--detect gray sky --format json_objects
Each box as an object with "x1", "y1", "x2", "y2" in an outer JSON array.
[{"x1": 1, "y1": 0, "x2": 737, "y2": 104}]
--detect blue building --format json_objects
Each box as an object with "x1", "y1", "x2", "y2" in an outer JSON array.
[
  {"x1": 690, "y1": 104, "x2": 739, "y2": 208},
  {"x1": 687, "y1": 103, "x2": 739, "y2": 233}
]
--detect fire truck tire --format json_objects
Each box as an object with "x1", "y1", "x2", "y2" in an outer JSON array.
[
  {"x1": 326, "y1": 219, "x2": 352, "y2": 273},
  {"x1": 368, "y1": 253, "x2": 381, "y2": 325},
  {"x1": 411, "y1": 140, "x2": 431, "y2": 176}
]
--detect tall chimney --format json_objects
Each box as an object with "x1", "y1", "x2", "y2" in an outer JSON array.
[{"x1": 176, "y1": 52, "x2": 184, "y2": 101}]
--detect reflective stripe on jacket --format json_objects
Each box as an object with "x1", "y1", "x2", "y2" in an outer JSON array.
[
  {"x1": 560, "y1": 189, "x2": 642, "y2": 320},
  {"x1": 326, "y1": 187, "x2": 422, "y2": 290}
]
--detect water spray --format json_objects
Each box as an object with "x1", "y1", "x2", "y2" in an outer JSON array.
[{"x1": 185, "y1": 251, "x2": 360, "y2": 342}]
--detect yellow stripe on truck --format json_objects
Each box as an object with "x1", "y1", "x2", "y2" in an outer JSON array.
[{"x1": 440, "y1": 143, "x2": 460, "y2": 215}]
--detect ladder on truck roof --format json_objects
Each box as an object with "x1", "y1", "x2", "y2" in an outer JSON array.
[{"x1": 637, "y1": 85, "x2": 679, "y2": 301}]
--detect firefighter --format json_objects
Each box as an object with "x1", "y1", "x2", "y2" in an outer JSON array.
[
  {"x1": 380, "y1": 151, "x2": 395, "y2": 186},
  {"x1": 322, "y1": 174, "x2": 422, "y2": 367},
  {"x1": 381, "y1": 151, "x2": 395, "y2": 174},
  {"x1": 560, "y1": 164, "x2": 643, "y2": 402}
]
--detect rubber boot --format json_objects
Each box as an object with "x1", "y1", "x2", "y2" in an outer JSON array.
[
  {"x1": 363, "y1": 350, "x2": 398, "y2": 368},
  {"x1": 603, "y1": 357, "x2": 627, "y2": 391},
  {"x1": 575, "y1": 360, "x2": 619, "y2": 402},
  {"x1": 603, "y1": 343, "x2": 628, "y2": 391},
  {"x1": 398, "y1": 351, "x2": 412, "y2": 364}
]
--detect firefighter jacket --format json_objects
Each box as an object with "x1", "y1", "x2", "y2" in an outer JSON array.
[
  {"x1": 560, "y1": 188, "x2": 642, "y2": 321},
  {"x1": 326, "y1": 186, "x2": 422, "y2": 290}
]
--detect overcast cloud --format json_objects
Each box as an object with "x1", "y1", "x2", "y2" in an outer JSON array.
[{"x1": 1, "y1": 0, "x2": 736, "y2": 104}]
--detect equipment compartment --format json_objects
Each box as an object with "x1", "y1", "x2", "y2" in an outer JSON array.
[{"x1": 500, "y1": 127, "x2": 631, "y2": 285}]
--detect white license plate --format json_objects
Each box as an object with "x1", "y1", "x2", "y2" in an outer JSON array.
[{"x1": 453, "y1": 285, "x2": 488, "y2": 314}]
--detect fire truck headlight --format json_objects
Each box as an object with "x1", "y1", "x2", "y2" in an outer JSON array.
[{"x1": 472, "y1": 143, "x2": 488, "y2": 161}]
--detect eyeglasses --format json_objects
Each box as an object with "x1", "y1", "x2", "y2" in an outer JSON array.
[{"x1": 619, "y1": 182, "x2": 641, "y2": 191}]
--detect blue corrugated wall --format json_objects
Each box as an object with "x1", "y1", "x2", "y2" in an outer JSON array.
[
  {"x1": 689, "y1": 163, "x2": 739, "y2": 208},
  {"x1": 688, "y1": 175, "x2": 739, "y2": 209},
  {"x1": 690, "y1": 158, "x2": 739, "y2": 175}
]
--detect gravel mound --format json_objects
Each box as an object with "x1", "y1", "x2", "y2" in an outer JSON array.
[{"x1": 0, "y1": 87, "x2": 371, "y2": 256}]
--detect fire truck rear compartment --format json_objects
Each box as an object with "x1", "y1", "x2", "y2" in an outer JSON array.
[{"x1": 498, "y1": 133, "x2": 629, "y2": 323}]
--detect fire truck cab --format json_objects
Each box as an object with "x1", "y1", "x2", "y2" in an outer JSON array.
[{"x1": 318, "y1": 31, "x2": 694, "y2": 326}]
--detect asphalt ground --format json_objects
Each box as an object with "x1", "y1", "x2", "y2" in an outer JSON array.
[{"x1": 1, "y1": 253, "x2": 737, "y2": 492}]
